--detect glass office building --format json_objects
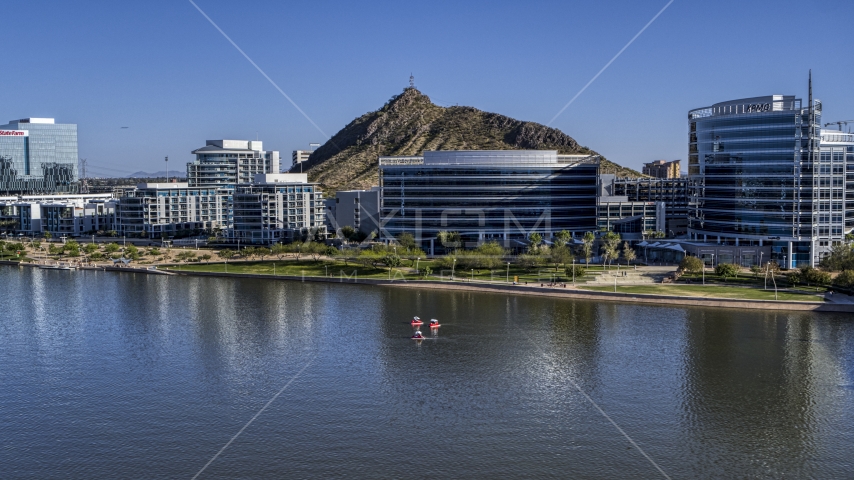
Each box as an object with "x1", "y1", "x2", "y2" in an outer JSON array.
[
  {"x1": 0, "y1": 118, "x2": 78, "y2": 194},
  {"x1": 687, "y1": 94, "x2": 833, "y2": 267},
  {"x1": 379, "y1": 150, "x2": 598, "y2": 253}
]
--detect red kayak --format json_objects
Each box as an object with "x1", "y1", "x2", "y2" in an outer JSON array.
[
  {"x1": 411, "y1": 316, "x2": 423, "y2": 326},
  {"x1": 429, "y1": 319, "x2": 440, "y2": 328}
]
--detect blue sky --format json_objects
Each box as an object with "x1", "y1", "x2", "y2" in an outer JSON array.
[{"x1": 2, "y1": 0, "x2": 853, "y2": 176}]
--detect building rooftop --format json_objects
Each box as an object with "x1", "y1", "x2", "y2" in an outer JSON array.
[
  {"x1": 252, "y1": 173, "x2": 309, "y2": 184},
  {"x1": 191, "y1": 145, "x2": 256, "y2": 154},
  {"x1": 10, "y1": 118, "x2": 55, "y2": 124},
  {"x1": 137, "y1": 182, "x2": 190, "y2": 189},
  {"x1": 379, "y1": 150, "x2": 598, "y2": 167}
]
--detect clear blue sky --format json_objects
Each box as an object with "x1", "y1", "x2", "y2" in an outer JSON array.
[{"x1": 3, "y1": 0, "x2": 852, "y2": 176}]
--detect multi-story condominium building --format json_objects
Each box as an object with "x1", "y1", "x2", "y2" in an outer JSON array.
[
  {"x1": 0, "y1": 118, "x2": 78, "y2": 194},
  {"x1": 379, "y1": 150, "x2": 599, "y2": 253},
  {"x1": 819, "y1": 128, "x2": 854, "y2": 239},
  {"x1": 116, "y1": 183, "x2": 229, "y2": 238},
  {"x1": 687, "y1": 91, "x2": 846, "y2": 267},
  {"x1": 292, "y1": 150, "x2": 311, "y2": 171},
  {"x1": 230, "y1": 174, "x2": 326, "y2": 244},
  {"x1": 188, "y1": 140, "x2": 279, "y2": 189},
  {"x1": 0, "y1": 194, "x2": 116, "y2": 236},
  {"x1": 642, "y1": 160, "x2": 681, "y2": 179}
]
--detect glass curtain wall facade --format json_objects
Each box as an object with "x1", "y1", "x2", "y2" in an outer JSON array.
[
  {"x1": 379, "y1": 151, "x2": 598, "y2": 251},
  {"x1": 0, "y1": 119, "x2": 78, "y2": 194},
  {"x1": 688, "y1": 95, "x2": 823, "y2": 268}
]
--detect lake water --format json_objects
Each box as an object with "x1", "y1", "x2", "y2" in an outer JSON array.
[{"x1": 1, "y1": 266, "x2": 853, "y2": 478}]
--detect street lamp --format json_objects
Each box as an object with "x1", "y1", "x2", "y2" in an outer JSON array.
[
  {"x1": 451, "y1": 258, "x2": 456, "y2": 280},
  {"x1": 416, "y1": 257, "x2": 421, "y2": 274},
  {"x1": 471, "y1": 269, "x2": 474, "y2": 282},
  {"x1": 572, "y1": 258, "x2": 576, "y2": 286},
  {"x1": 506, "y1": 261, "x2": 510, "y2": 283}
]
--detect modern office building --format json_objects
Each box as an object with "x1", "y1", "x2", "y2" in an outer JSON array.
[
  {"x1": 188, "y1": 140, "x2": 279, "y2": 189},
  {"x1": 598, "y1": 174, "x2": 666, "y2": 237},
  {"x1": 116, "y1": 183, "x2": 230, "y2": 238},
  {"x1": 0, "y1": 118, "x2": 78, "y2": 194},
  {"x1": 229, "y1": 174, "x2": 326, "y2": 244},
  {"x1": 602, "y1": 175, "x2": 690, "y2": 236},
  {"x1": 687, "y1": 92, "x2": 841, "y2": 268},
  {"x1": 327, "y1": 188, "x2": 381, "y2": 237},
  {"x1": 379, "y1": 150, "x2": 599, "y2": 253},
  {"x1": 642, "y1": 160, "x2": 681, "y2": 179}
]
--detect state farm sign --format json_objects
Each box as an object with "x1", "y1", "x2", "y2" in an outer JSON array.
[{"x1": 0, "y1": 130, "x2": 28, "y2": 137}]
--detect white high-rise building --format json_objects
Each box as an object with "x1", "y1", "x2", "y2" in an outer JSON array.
[{"x1": 188, "y1": 140, "x2": 279, "y2": 189}]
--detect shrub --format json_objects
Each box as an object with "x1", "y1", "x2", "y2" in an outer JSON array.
[
  {"x1": 680, "y1": 256, "x2": 704, "y2": 274},
  {"x1": 714, "y1": 263, "x2": 740, "y2": 281},
  {"x1": 565, "y1": 265, "x2": 587, "y2": 279},
  {"x1": 832, "y1": 270, "x2": 854, "y2": 289},
  {"x1": 798, "y1": 265, "x2": 832, "y2": 286}
]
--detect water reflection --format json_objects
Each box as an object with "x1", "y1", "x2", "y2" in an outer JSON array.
[
  {"x1": 680, "y1": 309, "x2": 851, "y2": 477},
  {"x1": 1, "y1": 266, "x2": 852, "y2": 478}
]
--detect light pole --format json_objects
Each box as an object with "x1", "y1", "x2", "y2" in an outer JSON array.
[
  {"x1": 471, "y1": 269, "x2": 474, "y2": 282},
  {"x1": 416, "y1": 257, "x2": 421, "y2": 274},
  {"x1": 506, "y1": 261, "x2": 510, "y2": 283},
  {"x1": 572, "y1": 258, "x2": 576, "y2": 286},
  {"x1": 451, "y1": 258, "x2": 456, "y2": 280}
]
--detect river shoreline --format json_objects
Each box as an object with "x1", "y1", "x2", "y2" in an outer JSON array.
[{"x1": 5, "y1": 261, "x2": 850, "y2": 312}]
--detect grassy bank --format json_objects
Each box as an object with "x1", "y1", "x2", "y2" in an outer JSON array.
[
  {"x1": 164, "y1": 259, "x2": 601, "y2": 284},
  {"x1": 578, "y1": 284, "x2": 823, "y2": 302}
]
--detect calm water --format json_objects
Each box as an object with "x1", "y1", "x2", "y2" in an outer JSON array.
[{"x1": 1, "y1": 266, "x2": 853, "y2": 479}]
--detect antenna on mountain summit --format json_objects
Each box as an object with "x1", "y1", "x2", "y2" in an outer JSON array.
[{"x1": 409, "y1": 73, "x2": 415, "y2": 89}]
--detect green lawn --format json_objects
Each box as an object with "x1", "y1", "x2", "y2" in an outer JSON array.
[
  {"x1": 578, "y1": 284, "x2": 824, "y2": 302},
  {"x1": 167, "y1": 260, "x2": 392, "y2": 279},
  {"x1": 163, "y1": 259, "x2": 599, "y2": 284}
]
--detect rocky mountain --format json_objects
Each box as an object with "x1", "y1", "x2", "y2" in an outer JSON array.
[{"x1": 301, "y1": 88, "x2": 642, "y2": 191}]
